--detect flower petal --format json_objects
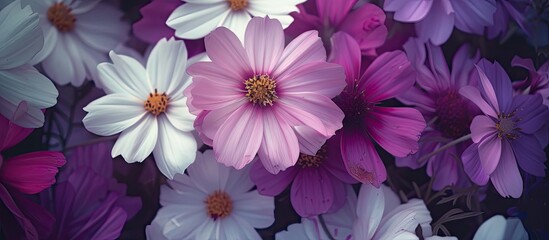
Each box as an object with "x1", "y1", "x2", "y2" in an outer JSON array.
[
  {"x1": 166, "y1": 3, "x2": 229, "y2": 39},
  {"x1": 459, "y1": 86, "x2": 498, "y2": 118},
  {"x1": 83, "y1": 93, "x2": 146, "y2": 136},
  {"x1": 490, "y1": 141, "x2": 522, "y2": 198},
  {"x1": 111, "y1": 115, "x2": 158, "y2": 163},
  {"x1": 277, "y1": 62, "x2": 345, "y2": 98},
  {"x1": 232, "y1": 191, "x2": 275, "y2": 229},
  {"x1": 384, "y1": 0, "x2": 433, "y2": 22},
  {"x1": 353, "y1": 183, "x2": 385, "y2": 240},
  {"x1": 203, "y1": 26, "x2": 253, "y2": 78},
  {"x1": 340, "y1": 130, "x2": 386, "y2": 186},
  {"x1": 291, "y1": 168, "x2": 334, "y2": 217},
  {"x1": 244, "y1": 16, "x2": 284, "y2": 74},
  {"x1": 461, "y1": 143, "x2": 490, "y2": 185},
  {"x1": 415, "y1": 0, "x2": 454, "y2": 45},
  {"x1": 153, "y1": 117, "x2": 197, "y2": 179},
  {"x1": 165, "y1": 97, "x2": 196, "y2": 132},
  {"x1": 271, "y1": 30, "x2": 326, "y2": 78},
  {"x1": 328, "y1": 32, "x2": 362, "y2": 85},
  {"x1": 97, "y1": 51, "x2": 150, "y2": 99},
  {"x1": 511, "y1": 134, "x2": 546, "y2": 177},
  {"x1": 258, "y1": 110, "x2": 300, "y2": 173},
  {"x1": 249, "y1": 159, "x2": 298, "y2": 196},
  {"x1": 470, "y1": 115, "x2": 497, "y2": 143},
  {"x1": 146, "y1": 38, "x2": 188, "y2": 95}
]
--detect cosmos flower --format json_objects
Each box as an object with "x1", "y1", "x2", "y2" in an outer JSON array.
[
  {"x1": 147, "y1": 150, "x2": 275, "y2": 239},
  {"x1": 384, "y1": 0, "x2": 497, "y2": 45},
  {"x1": 512, "y1": 56, "x2": 549, "y2": 108},
  {"x1": 187, "y1": 17, "x2": 346, "y2": 174},
  {"x1": 328, "y1": 32, "x2": 425, "y2": 186},
  {"x1": 166, "y1": 0, "x2": 305, "y2": 40},
  {"x1": 285, "y1": 0, "x2": 387, "y2": 56},
  {"x1": 0, "y1": 114, "x2": 65, "y2": 239},
  {"x1": 473, "y1": 215, "x2": 528, "y2": 240},
  {"x1": 250, "y1": 137, "x2": 356, "y2": 217},
  {"x1": 25, "y1": 0, "x2": 129, "y2": 86},
  {"x1": 396, "y1": 38, "x2": 480, "y2": 190},
  {"x1": 460, "y1": 59, "x2": 549, "y2": 198},
  {"x1": 0, "y1": 0, "x2": 58, "y2": 128},
  {"x1": 83, "y1": 38, "x2": 198, "y2": 179}
]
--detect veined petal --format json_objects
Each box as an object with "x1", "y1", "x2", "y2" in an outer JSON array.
[
  {"x1": 459, "y1": 86, "x2": 498, "y2": 118},
  {"x1": 328, "y1": 32, "x2": 361, "y2": 85},
  {"x1": 490, "y1": 141, "x2": 522, "y2": 198},
  {"x1": 353, "y1": 184, "x2": 385, "y2": 240},
  {"x1": 0, "y1": 66, "x2": 58, "y2": 109},
  {"x1": 470, "y1": 115, "x2": 497, "y2": 143},
  {"x1": 291, "y1": 168, "x2": 334, "y2": 217},
  {"x1": 244, "y1": 16, "x2": 284, "y2": 74},
  {"x1": 478, "y1": 133, "x2": 502, "y2": 176},
  {"x1": 415, "y1": 0, "x2": 454, "y2": 45},
  {"x1": 203, "y1": 26, "x2": 253, "y2": 78},
  {"x1": 258, "y1": 110, "x2": 299, "y2": 174},
  {"x1": 166, "y1": 3, "x2": 229, "y2": 39},
  {"x1": 340, "y1": 130, "x2": 386, "y2": 186},
  {"x1": 83, "y1": 93, "x2": 146, "y2": 136},
  {"x1": 111, "y1": 115, "x2": 158, "y2": 163},
  {"x1": 384, "y1": 0, "x2": 433, "y2": 22},
  {"x1": 165, "y1": 97, "x2": 196, "y2": 132},
  {"x1": 271, "y1": 30, "x2": 326, "y2": 79},
  {"x1": 461, "y1": 143, "x2": 490, "y2": 185},
  {"x1": 146, "y1": 38, "x2": 189, "y2": 95},
  {"x1": 277, "y1": 62, "x2": 345, "y2": 98},
  {"x1": 511, "y1": 134, "x2": 546, "y2": 177},
  {"x1": 97, "y1": 51, "x2": 150, "y2": 99},
  {"x1": 153, "y1": 117, "x2": 197, "y2": 179},
  {"x1": 250, "y1": 160, "x2": 298, "y2": 196}
]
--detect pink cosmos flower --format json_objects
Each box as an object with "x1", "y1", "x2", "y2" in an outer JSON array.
[
  {"x1": 384, "y1": 0, "x2": 497, "y2": 45},
  {"x1": 187, "y1": 17, "x2": 346, "y2": 173},
  {"x1": 460, "y1": 59, "x2": 549, "y2": 198},
  {"x1": 132, "y1": 0, "x2": 204, "y2": 57},
  {"x1": 250, "y1": 137, "x2": 357, "y2": 217},
  {"x1": 396, "y1": 38, "x2": 480, "y2": 190},
  {"x1": 328, "y1": 32, "x2": 425, "y2": 186},
  {"x1": 285, "y1": 0, "x2": 387, "y2": 56},
  {"x1": 0, "y1": 114, "x2": 65, "y2": 239}
]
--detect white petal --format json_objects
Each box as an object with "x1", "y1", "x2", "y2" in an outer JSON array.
[
  {"x1": 504, "y1": 218, "x2": 528, "y2": 240},
  {"x1": 186, "y1": 150, "x2": 231, "y2": 194},
  {"x1": 74, "y1": 2, "x2": 129, "y2": 52},
  {"x1": 221, "y1": 11, "x2": 251, "y2": 41},
  {"x1": 375, "y1": 199, "x2": 429, "y2": 240},
  {"x1": 82, "y1": 93, "x2": 146, "y2": 136},
  {"x1": 30, "y1": 25, "x2": 58, "y2": 65},
  {"x1": 61, "y1": 34, "x2": 87, "y2": 86},
  {"x1": 353, "y1": 184, "x2": 385, "y2": 240},
  {"x1": 165, "y1": 97, "x2": 195, "y2": 132},
  {"x1": 111, "y1": 115, "x2": 158, "y2": 163},
  {"x1": 146, "y1": 38, "x2": 189, "y2": 95},
  {"x1": 153, "y1": 117, "x2": 197, "y2": 179},
  {"x1": 0, "y1": 97, "x2": 44, "y2": 128},
  {"x1": 97, "y1": 51, "x2": 150, "y2": 98},
  {"x1": 232, "y1": 191, "x2": 275, "y2": 229},
  {"x1": 69, "y1": 0, "x2": 102, "y2": 14},
  {"x1": 167, "y1": 3, "x2": 230, "y2": 40},
  {"x1": 473, "y1": 215, "x2": 506, "y2": 240},
  {"x1": 41, "y1": 36, "x2": 77, "y2": 85},
  {"x1": 0, "y1": 65, "x2": 58, "y2": 109},
  {"x1": 151, "y1": 204, "x2": 208, "y2": 239},
  {"x1": 222, "y1": 216, "x2": 263, "y2": 240}
]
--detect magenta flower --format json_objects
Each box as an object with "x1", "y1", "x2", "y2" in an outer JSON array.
[
  {"x1": 0, "y1": 114, "x2": 65, "y2": 239},
  {"x1": 285, "y1": 0, "x2": 387, "y2": 56},
  {"x1": 384, "y1": 0, "x2": 497, "y2": 45},
  {"x1": 133, "y1": 0, "x2": 204, "y2": 56},
  {"x1": 395, "y1": 38, "x2": 480, "y2": 190},
  {"x1": 329, "y1": 32, "x2": 425, "y2": 186},
  {"x1": 460, "y1": 59, "x2": 549, "y2": 198},
  {"x1": 187, "y1": 17, "x2": 346, "y2": 173},
  {"x1": 250, "y1": 137, "x2": 356, "y2": 217}
]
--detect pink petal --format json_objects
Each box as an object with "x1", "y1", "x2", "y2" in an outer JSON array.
[
  {"x1": 511, "y1": 134, "x2": 546, "y2": 177},
  {"x1": 214, "y1": 105, "x2": 263, "y2": 169},
  {"x1": 366, "y1": 107, "x2": 426, "y2": 157},
  {"x1": 272, "y1": 30, "x2": 326, "y2": 79},
  {"x1": 470, "y1": 115, "x2": 497, "y2": 143},
  {"x1": 359, "y1": 51, "x2": 415, "y2": 102},
  {"x1": 198, "y1": 99, "x2": 247, "y2": 145},
  {"x1": 204, "y1": 27, "x2": 253, "y2": 78},
  {"x1": 278, "y1": 93, "x2": 344, "y2": 137},
  {"x1": 274, "y1": 98, "x2": 327, "y2": 137},
  {"x1": 0, "y1": 151, "x2": 66, "y2": 194},
  {"x1": 258, "y1": 110, "x2": 300, "y2": 174},
  {"x1": 340, "y1": 130, "x2": 386, "y2": 187},
  {"x1": 338, "y1": 3, "x2": 387, "y2": 55},
  {"x1": 291, "y1": 168, "x2": 334, "y2": 217},
  {"x1": 315, "y1": 0, "x2": 355, "y2": 26},
  {"x1": 461, "y1": 143, "x2": 490, "y2": 185},
  {"x1": 323, "y1": 136, "x2": 358, "y2": 184},
  {"x1": 478, "y1": 133, "x2": 502, "y2": 176},
  {"x1": 328, "y1": 32, "x2": 361, "y2": 85},
  {"x1": 0, "y1": 114, "x2": 33, "y2": 150},
  {"x1": 293, "y1": 126, "x2": 326, "y2": 156},
  {"x1": 415, "y1": 0, "x2": 454, "y2": 45},
  {"x1": 249, "y1": 160, "x2": 299, "y2": 196},
  {"x1": 459, "y1": 86, "x2": 498, "y2": 118},
  {"x1": 277, "y1": 62, "x2": 346, "y2": 98},
  {"x1": 384, "y1": 0, "x2": 433, "y2": 22},
  {"x1": 244, "y1": 17, "x2": 285, "y2": 74},
  {"x1": 490, "y1": 141, "x2": 523, "y2": 198}
]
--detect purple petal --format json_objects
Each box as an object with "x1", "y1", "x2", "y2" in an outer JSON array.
[
  {"x1": 338, "y1": 3, "x2": 387, "y2": 55},
  {"x1": 478, "y1": 133, "x2": 502, "y2": 176},
  {"x1": 512, "y1": 94, "x2": 549, "y2": 134},
  {"x1": 384, "y1": 0, "x2": 433, "y2": 22},
  {"x1": 470, "y1": 115, "x2": 497, "y2": 143},
  {"x1": 340, "y1": 130, "x2": 387, "y2": 187},
  {"x1": 415, "y1": 0, "x2": 454, "y2": 45},
  {"x1": 453, "y1": 0, "x2": 496, "y2": 35},
  {"x1": 475, "y1": 59, "x2": 513, "y2": 113},
  {"x1": 133, "y1": 0, "x2": 181, "y2": 44},
  {"x1": 329, "y1": 32, "x2": 362, "y2": 85},
  {"x1": 459, "y1": 86, "x2": 498, "y2": 118},
  {"x1": 291, "y1": 168, "x2": 334, "y2": 217},
  {"x1": 461, "y1": 143, "x2": 490, "y2": 185},
  {"x1": 315, "y1": 0, "x2": 355, "y2": 26},
  {"x1": 511, "y1": 134, "x2": 546, "y2": 177},
  {"x1": 490, "y1": 141, "x2": 523, "y2": 198},
  {"x1": 249, "y1": 160, "x2": 298, "y2": 196}
]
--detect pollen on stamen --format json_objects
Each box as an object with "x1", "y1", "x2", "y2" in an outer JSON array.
[
  {"x1": 144, "y1": 89, "x2": 169, "y2": 116},
  {"x1": 47, "y1": 3, "x2": 76, "y2": 32},
  {"x1": 244, "y1": 74, "x2": 278, "y2": 106},
  {"x1": 227, "y1": 0, "x2": 247, "y2": 11},
  {"x1": 297, "y1": 145, "x2": 327, "y2": 168},
  {"x1": 204, "y1": 190, "x2": 233, "y2": 221}
]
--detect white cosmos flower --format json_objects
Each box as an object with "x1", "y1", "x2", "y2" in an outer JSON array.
[
  {"x1": 473, "y1": 215, "x2": 528, "y2": 240},
  {"x1": 83, "y1": 38, "x2": 197, "y2": 179},
  {"x1": 167, "y1": 0, "x2": 306, "y2": 40},
  {"x1": 147, "y1": 150, "x2": 275, "y2": 240},
  {"x1": 24, "y1": 0, "x2": 129, "y2": 87},
  {"x1": 0, "y1": 0, "x2": 58, "y2": 128}
]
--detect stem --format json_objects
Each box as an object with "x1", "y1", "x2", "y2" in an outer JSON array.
[
  {"x1": 318, "y1": 214, "x2": 336, "y2": 240},
  {"x1": 417, "y1": 134, "x2": 471, "y2": 165}
]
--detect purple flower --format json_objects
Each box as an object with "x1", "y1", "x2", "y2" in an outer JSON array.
[
  {"x1": 384, "y1": 0, "x2": 497, "y2": 45},
  {"x1": 250, "y1": 138, "x2": 356, "y2": 217},
  {"x1": 285, "y1": 0, "x2": 387, "y2": 56},
  {"x1": 329, "y1": 32, "x2": 425, "y2": 186},
  {"x1": 512, "y1": 56, "x2": 549, "y2": 108},
  {"x1": 396, "y1": 38, "x2": 480, "y2": 190},
  {"x1": 460, "y1": 59, "x2": 549, "y2": 198},
  {"x1": 41, "y1": 143, "x2": 141, "y2": 239}
]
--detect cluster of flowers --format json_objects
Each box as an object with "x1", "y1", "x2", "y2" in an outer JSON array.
[{"x1": 0, "y1": 0, "x2": 548, "y2": 239}]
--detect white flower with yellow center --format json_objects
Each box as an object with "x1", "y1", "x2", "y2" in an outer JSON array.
[
  {"x1": 24, "y1": 0, "x2": 129, "y2": 86},
  {"x1": 167, "y1": 0, "x2": 306, "y2": 40},
  {"x1": 0, "y1": 0, "x2": 58, "y2": 128},
  {"x1": 83, "y1": 38, "x2": 197, "y2": 179},
  {"x1": 147, "y1": 150, "x2": 275, "y2": 240}
]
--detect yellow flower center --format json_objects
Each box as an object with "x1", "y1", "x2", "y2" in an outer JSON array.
[
  {"x1": 297, "y1": 145, "x2": 327, "y2": 168},
  {"x1": 244, "y1": 74, "x2": 278, "y2": 106},
  {"x1": 228, "y1": 0, "x2": 247, "y2": 11},
  {"x1": 47, "y1": 3, "x2": 76, "y2": 32},
  {"x1": 144, "y1": 89, "x2": 169, "y2": 116},
  {"x1": 204, "y1": 190, "x2": 233, "y2": 220}
]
